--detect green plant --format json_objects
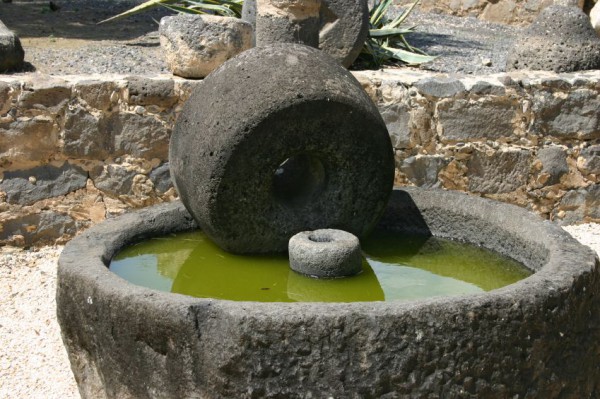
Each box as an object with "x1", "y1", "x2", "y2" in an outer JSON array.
[
  {"x1": 100, "y1": 0, "x2": 434, "y2": 68},
  {"x1": 360, "y1": 0, "x2": 435, "y2": 68}
]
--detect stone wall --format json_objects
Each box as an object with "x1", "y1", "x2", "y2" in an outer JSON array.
[
  {"x1": 0, "y1": 70, "x2": 599, "y2": 246},
  {"x1": 397, "y1": 0, "x2": 586, "y2": 25}
]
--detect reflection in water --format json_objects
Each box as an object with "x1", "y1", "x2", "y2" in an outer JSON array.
[{"x1": 110, "y1": 230, "x2": 531, "y2": 303}]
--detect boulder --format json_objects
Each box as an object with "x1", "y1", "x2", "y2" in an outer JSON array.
[
  {"x1": 0, "y1": 20, "x2": 24, "y2": 72},
  {"x1": 159, "y1": 14, "x2": 252, "y2": 78},
  {"x1": 507, "y1": 5, "x2": 600, "y2": 72}
]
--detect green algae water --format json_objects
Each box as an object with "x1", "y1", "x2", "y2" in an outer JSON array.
[{"x1": 109, "y1": 230, "x2": 531, "y2": 303}]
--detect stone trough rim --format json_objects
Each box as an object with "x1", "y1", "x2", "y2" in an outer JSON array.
[{"x1": 58, "y1": 186, "x2": 599, "y2": 314}]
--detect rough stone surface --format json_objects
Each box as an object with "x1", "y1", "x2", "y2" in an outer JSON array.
[
  {"x1": 468, "y1": 149, "x2": 531, "y2": 193},
  {"x1": 56, "y1": 188, "x2": 600, "y2": 398},
  {"x1": 92, "y1": 165, "x2": 137, "y2": 197},
  {"x1": 537, "y1": 146, "x2": 568, "y2": 185},
  {"x1": 591, "y1": 0, "x2": 600, "y2": 34},
  {"x1": 246, "y1": 0, "x2": 368, "y2": 67},
  {"x1": 0, "y1": 19, "x2": 24, "y2": 72},
  {"x1": 1, "y1": 212, "x2": 78, "y2": 246},
  {"x1": 0, "y1": 163, "x2": 87, "y2": 205},
  {"x1": 126, "y1": 76, "x2": 177, "y2": 108},
  {"x1": 73, "y1": 80, "x2": 119, "y2": 112},
  {"x1": 380, "y1": 103, "x2": 411, "y2": 148},
  {"x1": 0, "y1": 116, "x2": 58, "y2": 169},
  {"x1": 110, "y1": 112, "x2": 170, "y2": 160},
  {"x1": 413, "y1": 77, "x2": 466, "y2": 98},
  {"x1": 507, "y1": 5, "x2": 600, "y2": 72},
  {"x1": 159, "y1": 14, "x2": 253, "y2": 78},
  {"x1": 288, "y1": 229, "x2": 362, "y2": 278},
  {"x1": 255, "y1": 0, "x2": 322, "y2": 47},
  {"x1": 579, "y1": 145, "x2": 600, "y2": 175},
  {"x1": 149, "y1": 162, "x2": 173, "y2": 194},
  {"x1": 170, "y1": 44, "x2": 394, "y2": 254},
  {"x1": 63, "y1": 107, "x2": 109, "y2": 159},
  {"x1": 400, "y1": 155, "x2": 448, "y2": 188}
]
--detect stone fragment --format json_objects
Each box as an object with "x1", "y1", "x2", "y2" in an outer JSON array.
[
  {"x1": 0, "y1": 212, "x2": 78, "y2": 246},
  {"x1": 255, "y1": 0, "x2": 322, "y2": 47},
  {"x1": 556, "y1": 184, "x2": 600, "y2": 223},
  {"x1": 414, "y1": 77, "x2": 465, "y2": 98},
  {"x1": 149, "y1": 162, "x2": 172, "y2": 194},
  {"x1": 0, "y1": 163, "x2": 88, "y2": 205},
  {"x1": 380, "y1": 104, "x2": 411, "y2": 148},
  {"x1": 159, "y1": 14, "x2": 253, "y2": 79},
  {"x1": 109, "y1": 113, "x2": 170, "y2": 160},
  {"x1": 126, "y1": 77, "x2": 177, "y2": 108},
  {"x1": 74, "y1": 80, "x2": 119, "y2": 111},
  {"x1": 437, "y1": 99, "x2": 515, "y2": 142},
  {"x1": 170, "y1": 44, "x2": 394, "y2": 254},
  {"x1": 507, "y1": 5, "x2": 600, "y2": 72},
  {"x1": 0, "y1": 20, "x2": 24, "y2": 72},
  {"x1": 92, "y1": 164, "x2": 137, "y2": 197},
  {"x1": 470, "y1": 81, "x2": 506, "y2": 96},
  {"x1": 468, "y1": 149, "x2": 531, "y2": 194},
  {"x1": 288, "y1": 229, "x2": 362, "y2": 278},
  {"x1": 18, "y1": 77, "x2": 71, "y2": 111},
  {"x1": 579, "y1": 145, "x2": 600, "y2": 175},
  {"x1": 400, "y1": 155, "x2": 448, "y2": 188},
  {"x1": 245, "y1": 0, "x2": 369, "y2": 67},
  {"x1": 0, "y1": 116, "x2": 58, "y2": 168},
  {"x1": 63, "y1": 107, "x2": 111, "y2": 159},
  {"x1": 537, "y1": 147, "x2": 568, "y2": 185}
]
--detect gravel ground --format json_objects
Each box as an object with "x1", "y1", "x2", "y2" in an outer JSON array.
[
  {"x1": 1, "y1": 223, "x2": 598, "y2": 399},
  {"x1": 3, "y1": 0, "x2": 520, "y2": 75}
]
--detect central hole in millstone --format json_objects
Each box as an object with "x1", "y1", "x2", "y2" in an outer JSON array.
[
  {"x1": 308, "y1": 233, "x2": 333, "y2": 243},
  {"x1": 272, "y1": 153, "x2": 326, "y2": 207}
]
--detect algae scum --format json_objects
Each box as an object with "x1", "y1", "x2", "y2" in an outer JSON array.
[{"x1": 110, "y1": 231, "x2": 530, "y2": 302}]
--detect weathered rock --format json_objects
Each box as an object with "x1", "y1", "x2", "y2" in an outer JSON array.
[
  {"x1": 0, "y1": 163, "x2": 88, "y2": 205},
  {"x1": 468, "y1": 149, "x2": 531, "y2": 193},
  {"x1": 63, "y1": 107, "x2": 110, "y2": 159},
  {"x1": 579, "y1": 145, "x2": 600, "y2": 175},
  {"x1": 0, "y1": 116, "x2": 58, "y2": 168},
  {"x1": 1, "y1": 211, "x2": 78, "y2": 246},
  {"x1": 109, "y1": 112, "x2": 170, "y2": 160},
  {"x1": 73, "y1": 80, "x2": 119, "y2": 111},
  {"x1": 556, "y1": 184, "x2": 600, "y2": 222},
  {"x1": 126, "y1": 77, "x2": 177, "y2": 108},
  {"x1": 149, "y1": 162, "x2": 172, "y2": 194},
  {"x1": 159, "y1": 14, "x2": 252, "y2": 79},
  {"x1": 400, "y1": 155, "x2": 448, "y2": 188},
  {"x1": 380, "y1": 103, "x2": 411, "y2": 148},
  {"x1": 92, "y1": 164, "x2": 137, "y2": 197},
  {"x1": 438, "y1": 99, "x2": 515, "y2": 142},
  {"x1": 537, "y1": 146, "x2": 568, "y2": 185},
  {"x1": 0, "y1": 20, "x2": 24, "y2": 72},
  {"x1": 414, "y1": 77, "x2": 465, "y2": 98},
  {"x1": 255, "y1": 0, "x2": 322, "y2": 47},
  {"x1": 170, "y1": 44, "x2": 394, "y2": 254},
  {"x1": 507, "y1": 5, "x2": 600, "y2": 72},
  {"x1": 288, "y1": 229, "x2": 362, "y2": 278},
  {"x1": 246, "y1": 0, "x2": 368, "y2": 67},
  {"x1": 18, "y1": 77, "x2": 71, "y2": 111}
]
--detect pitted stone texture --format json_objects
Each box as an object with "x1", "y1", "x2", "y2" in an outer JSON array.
[
  {"x1": 0, "y1": 20, "x2": 24, "y2": 72},
  {"x1": 149, "y1": 162, "x2": 173, "y2": 194},
  {"x1": 400, "y1": 155, "x2": 448, "y2": 188},
  {"x1": 170, "y1": 44, "x2": 394, "y2": 254},
  {"x1": 579, "y1": 145, "x2": 600, "y2": 175},
  {"x1": 537, "y1": 146, "x2": 568, "y2": 185},
  {"x1": 56, "y1": 188, "x2": 600, "y2": 399},
  {"x1": 159, "y1": 14, "x2": 252, "y2": 78},
  {"x1": 256, "y1": 0, "x2": 321, "y2": 47},
  {"x1": 289, "y1": 229, "x2": 362, "y2": 278},
  {"x1": 126, "y1": 77, "x2": 177, "y2": 108},
  {"x1": 507, "y1": 5, "x2": 600, "y2": 72},
  {"x1": 468, "y1": 149, "x2": 531, "y2": 194},
  {"x1": 1, "y1": 211, "x2": 78, "y2": 246},
  {"x1": 0, "y1": 163, "x2": 87, "y2": 205},
  {"x1": 246, "y1": 0, "x2": 368, "y2": 67}
]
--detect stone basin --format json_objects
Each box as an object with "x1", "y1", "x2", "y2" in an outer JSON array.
[{"x1": 57, "y1": 187, "x2": 600, "y2": 398}]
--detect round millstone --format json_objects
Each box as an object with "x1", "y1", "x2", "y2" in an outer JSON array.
[
  {"x1": 506, "y1": 5, "x2": 600, "y2": 72},
  {"x1": 288, "y1": 229, "x2": 362, "y2": 278},
  {"x1": 255, "y1": 0, "x2": 322, "y2": 47},
  {"x1": 170, "y1": 44, "x2": 394, "y2": 254}
]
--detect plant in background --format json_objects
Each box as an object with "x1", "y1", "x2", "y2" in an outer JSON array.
[
  {"x1": 101, "y1": 0, "x2": 434, "y2": 68},
  {"x1": 360, "y1": 0, "x2": 435, "y2": 68}
]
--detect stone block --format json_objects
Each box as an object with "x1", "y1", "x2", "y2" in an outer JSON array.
[
  {"x1": 0, "y1": 81, "x2": 13, "y2": 114},
  {"x1": 126, "y1": 77, "x2": 177, "y2": 108},
  {"x1": 63, "y1": 107, "x2": 111, "y2": 159},
  {"x1": 149, "y1": 162, "x2": 172, "y2": 194},
  {"x1": 0, "y1": 162, "x2": 88, "y2": 205},
  {"x1": 532, "y1": 89, "x2": 600, "y2": 139},
  {"x1": 0, "y1": 211, "x2": 78, "y2": 246},
  {"x1": 92, "y1": 164, "x2": 137, "y2": 197},
  {"x1": 110, "y1": 113, "x2": 170, "y2": 160},
  {"x1": 256, "y1": 0, "x2": 322, "y2": 47},
  {"x1": 414, "y1": 77, "x2": 465, "y2": 98},
  {"x1": 470, "y1": 81, "x2": 506, "y2": 96},
  {"x1": 380, "y1": 103, "x2": 411, "y2": 149},
  {"x1": 579, "y1": 145, "x2": 600, "y2": 175},
  {"x1": 438, "y1": 99, "x2": 516, "y2": 142},
  {"x1": 0, "y1": 20, "x2": 24, "y2": 72},
  {"x1": 400, "y1": 155, "x2": 448, "y2": 188},
  {"x1": 159, "y1": 14, "x2": 253, "y2": 79},
  {"x1": 468, "y1": 149, "x2": 531, "y2": 193},
  {"x1": 74, "y1": 80, "x2": 119, "y2": 111},
  {"x1": 0, "y1": 116, "x2": 58, "y2": 167},
  {"x1": 18, "y1": 77, "x2": 71, "y2": 110},
  {"x1": 537, "y1": 146, "x2": 568, "y2": 185}
]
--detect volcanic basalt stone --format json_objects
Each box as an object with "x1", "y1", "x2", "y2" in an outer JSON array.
[
  {"x1": 170, "y1": 44, "x2": 394, "y2": 254},
  {"x1": 507, "y1": 5, "x2": 600, "y2": 72},
  {"x1": 255, "y1": 0, "x2": 322, "y2": 47},
  {"x1": 0, "y1": 20, "x2": 24, "y2": 72},
  {"x1": 245, "y1": 0, "x2": 368, "y2": 67},
  {"x1": 57, "y1": 188, "x2": 600, "y2": 398},
  {"x1": 288, "y1": 229, "x2": 362, "y2": 278}
]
